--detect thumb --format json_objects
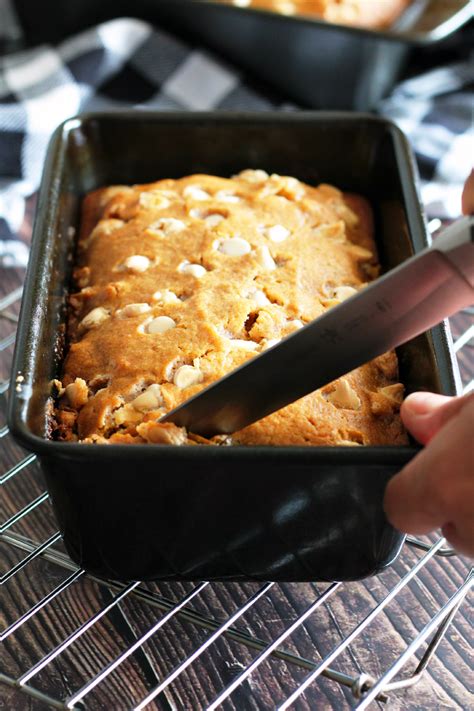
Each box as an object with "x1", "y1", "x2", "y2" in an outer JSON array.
[
  {"x1": 384, "y1": 398, "x2": 474, "y2": 553},
  {"x1": 401, "y1": 392, "x2": 474, "y2": 445}
]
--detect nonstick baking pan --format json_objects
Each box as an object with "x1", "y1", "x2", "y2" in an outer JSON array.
[
  {"x1": 13, "y1": 0, "x2": 473, "y2": 110},
  {"x1": 8, "y1": 112, "x2": 460, "y2": 582},
  {"x1": 151, "y1": 0, "x2": 472, "y2": 109}
]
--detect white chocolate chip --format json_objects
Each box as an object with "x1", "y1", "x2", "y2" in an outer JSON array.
[
  {"x1": 261, "y1": 337, "x2": 281, "y2": 350},
  {"x1": 113, "y1": 403, "x2": 143, "y2": 426},
  {"x1": 281, "y1": 175, "x2": 304, "y2": 198},
  {"x1": 204, "y1": 213, "x2": 225, "y2": 227},
  {"x1": 286, "y1": 319, "x2": 304, "y2": 331},
  {"x1": 189, "y1": 209, "x2": 226, "y2": 226},
  {"x1": 80, "y1": 307, "x2": 109, "y2": 331},
  {"x1": 216, "y1": 326, "x2": 234, "y2": 340},
  {"x1": 368, "y1": 384, "x2": 404, "y2": 417},
  {"x1": 215, "y1": 190, "x2": 241, "y2": 203},
  {"x1": 270, "y1": 174, "x2": 303, "y2": 198},
  {"x1": 173, "y1": 365, "x2": 203, "y2": 389},
  {"x1": 183, "y1": 185, "x2": 211, "y2": 201},
  {"x1": 212, "y1": 434, "x2": 234, "y2": 446},
  {"x1": 123, "y1": 255, "x2": 151, "y2": 273},
  {"x1": 164, "y1": 357, "x2": 186, "y2": 382},
  {"x1": 131, "y1": 384, "x2": 163, "y2": 412},
  {"x1": 273, "y1": 2, "x2": 296, "y2": 16},
  {"x1": 229, "y1": 339, "x2": 259, "y2": 351},
  {"x1": 186, "y1": 264, "x2": 207, "y2": 278},
  {"x1": 98, "y1": 218, "x2": 125, "y2": 235},
  {"x1": 216, "y1": 237, "x2": 251, "y2": 256},
  {"x1": 177, "y1": 259, "x2": 189, "y2": 273},
  {"x1": 139, "y1": 191, "x2": 171, "y2": 210},
  {"x1": 178, "y1": 261, "x2": 207, "y2": 278},
  {"x1": 65, "y1": 378, "x2": 89, "y2": 409},
  {"x1": 116, "y1": 303, "x2": 151, "y2": 318},
  {"x1": 136, "y1": 421, "x2": 187, "y2": 445},
  {"x1": 146, "y1": 316, "x2": 176, "y2": 334},
  {"x1": 260, "y1": 173, "x2": 303, "y2": 200},
  {"x1": 327, "y1": 379, "x2": 361, "y2": 410},
  {"x1": 236, "y1": 169, "x2": 269, "y2": 182},
  {"x1": 258, "y1": 245, "x2": 276, "y2": 270},
  {"x1": 249, "y1": 289, "x2": 270, "y2": 307},
  {"x1": 152, "y1": 290, "x2": 180, "y2": 304},
  {"x1": 265, "y1": 224, "x2": 290, "y2": 242},
  {"x1": 148, "y1": 217, "x2": 186, "y2": 235},
  {"x1": 333, "y1": 286, "x2": 358, "y2": 301},
  {"x1": 323, "y1": 285, "x2": 359, "y2": 308}
]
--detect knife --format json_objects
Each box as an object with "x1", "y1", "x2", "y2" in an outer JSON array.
[{"x1": 161, "y1": 216, "x2": 474, "y2": 437}]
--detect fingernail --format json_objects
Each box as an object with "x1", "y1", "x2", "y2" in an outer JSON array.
[{"x1": 403, "y1": 392, "x2": 440, "y2": 416}]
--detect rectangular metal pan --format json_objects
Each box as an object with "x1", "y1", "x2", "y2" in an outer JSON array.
[
  {"x1": 13, "y1": 0, "x2": 472, "y2": 110},
  {"x1": 152, "y1": 0, "x2": 472, "y2": 109},
  {"x1": 8, "y1": 112, "x2": 460, "y2": 582}
]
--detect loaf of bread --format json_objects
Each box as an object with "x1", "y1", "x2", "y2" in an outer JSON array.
[
  {"x1": 53, "y1": 170, "x2": 408, "y2": 446},
  {"x1": 227, "y1": 0, "x2": 412, "y2": 29}
]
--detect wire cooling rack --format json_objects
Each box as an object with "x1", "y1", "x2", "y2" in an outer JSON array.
[{"x1": 1, "y1": 267, "x2": 473, "y2": 710}]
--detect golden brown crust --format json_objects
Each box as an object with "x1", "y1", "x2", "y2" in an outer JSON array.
[
  {"x1": 53, "y1": 170, "x2": 408, "y2": 446},
  {"x1": 225, "y1": 1, "x2": 412, "y2": 29}
]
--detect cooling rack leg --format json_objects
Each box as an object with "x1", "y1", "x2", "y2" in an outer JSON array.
[
  {"x1": 355, "y1": 569, "x2": 473, "y2": 709},
  {"x1": 375, "y1": 592, "x2": 469, "y2": 696}
]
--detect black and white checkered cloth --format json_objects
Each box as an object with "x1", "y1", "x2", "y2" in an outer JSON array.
[{"x1": 1, "y1": 0, "x2": 473, "y2": 267}]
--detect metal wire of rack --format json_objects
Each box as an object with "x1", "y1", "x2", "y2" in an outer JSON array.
[{"x1": 1, "y1": 272, "x2": 473, "y2": 710}]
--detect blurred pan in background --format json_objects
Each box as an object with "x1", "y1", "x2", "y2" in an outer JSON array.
[{"x1": 13, "y1": 0, "x2": 473, "y2": 109}]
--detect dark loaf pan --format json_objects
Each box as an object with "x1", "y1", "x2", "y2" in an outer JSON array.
[
  {"x1": 8, "y1": 112, "x2": 460, "y2": 583},
  {"x1": 151, "y1": 0, "x2": 473, "y2": 109},
  {"x1": 13, "y1": 0, "x2": 473, "y2": 110}
]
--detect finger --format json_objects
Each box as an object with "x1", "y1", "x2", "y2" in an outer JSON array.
[
  {"x1": 441, "y1": 521, "x2": 474, "y2": 558},
  {"x1": 384, "y1": 400, "x2": 474, "y2": 544},
  {"x1": 401, "y1": 391, "x2": 474, "y2": 445},
  {"x1": 384, "y1": 451, "x2": 445, "y2": 535},
  {"x1": 461, "y1": 168, "x2": 474, "y2": 214}
]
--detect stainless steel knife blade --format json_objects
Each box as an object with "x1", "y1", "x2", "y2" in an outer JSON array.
[{"x1": 161, "y1": 216, "x2": 474, "y2": 437}]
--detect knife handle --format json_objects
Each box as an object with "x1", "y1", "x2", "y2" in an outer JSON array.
[{"x1": 432, "y1": 215, "x2": 474, "y2": 289}]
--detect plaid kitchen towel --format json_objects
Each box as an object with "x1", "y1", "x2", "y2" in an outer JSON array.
[
  {"x1": 0, "y1": 0, "x2": 473, "y2": 267},
  {"x1": 379, "y1": 60, "x2": 474, "y2": 221}
]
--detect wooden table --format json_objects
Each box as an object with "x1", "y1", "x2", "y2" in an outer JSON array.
[{"x1": 1, "y1": 251, "x2": 472, "y2": 710}]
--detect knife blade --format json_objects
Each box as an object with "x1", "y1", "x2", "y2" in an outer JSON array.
[{"x1": 161, "y1": 216, "x2": 474, "y2": 437}]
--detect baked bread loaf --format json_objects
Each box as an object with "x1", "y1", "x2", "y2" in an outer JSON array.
[
  {"x1": 227, "y1": 0, "x2": 412, "y2": 29},
  {"x1": 53, "y1": 170, "x2": 408, "y2": 446}
]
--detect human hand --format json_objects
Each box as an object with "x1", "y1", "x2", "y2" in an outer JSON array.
[
  {"x1": 384, "y1": 392, "x2": 474, "y2": 556},
  {"x1": 384, "y1": 169, "x2": 474, "y2": 557}
]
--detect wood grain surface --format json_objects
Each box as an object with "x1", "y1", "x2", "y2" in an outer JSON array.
[{"x1": 1, "y1": 254, "x2": 473, "y2": 710}]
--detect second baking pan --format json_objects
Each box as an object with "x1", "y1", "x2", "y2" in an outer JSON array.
[
  {"x1": 151, "y1": 0, "x2": 473, "y2": 109},
  {"x1": 13, "y1": 0, "x2": 473, "y2": 110},
  {"x1": 8, "y1": 112, "x2": 460, "y2": 582}
]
